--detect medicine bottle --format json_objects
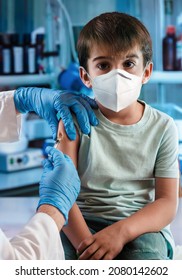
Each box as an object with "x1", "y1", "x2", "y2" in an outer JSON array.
[
  {"x1": 0, "y1": 34, "x2": 3, "y2": 74},
  {"x1": 176, "y1": 13, "x2": 182, "y2": 71},
  {"x1": 11, "y1": 33, "x2": 23, "y2": 74},
  {"x1": 23, "y1": 33, "x2": 36, "y2": 74},
  {"x1": 36, "y1": 34, "x2": 44, "y2": 73},
  {"x1": 163, "y1": 25, "x2": 177, "y2": 71},
  {"x1": 2, "y1": 34, "x2": 13, "y2": 75}
]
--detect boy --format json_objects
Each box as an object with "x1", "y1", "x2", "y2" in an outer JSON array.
[{"x1": 57, "y1": 12, "x2": 179, "y2": 260}]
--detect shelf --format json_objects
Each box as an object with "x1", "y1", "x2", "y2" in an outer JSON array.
[
  {"x1": 1, "y1": 71, "x2": 182, "y2": 88},
  {"x1": 0, "y1": 73, "x2": 58, "y2": 87},
  {"x1": 150, "y1": 71, "x2": 182, "y2": 84}
]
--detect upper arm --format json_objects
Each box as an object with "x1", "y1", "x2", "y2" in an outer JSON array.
[
  {"x1": 155, "y1": 177, "x2": 179, "y2": 217},
  {"x1": 56, "y1": 119, "x2": 80, "y2": 168}
]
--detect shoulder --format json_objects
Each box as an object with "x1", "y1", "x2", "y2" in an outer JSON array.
[
  {"x1": 145, "y1": 103, "x2": 179, "y2": 141},
  {"x1": 146, "y1": 103, "x2": 177, "y2": 126}
]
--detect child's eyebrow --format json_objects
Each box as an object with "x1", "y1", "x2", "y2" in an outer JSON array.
[
  {"x1": 91, "y1": 53, "x2": 140, "y2": 62},
  {"x1": 92, "y1": 56, "x2": 112, "y2": 62},
  {"x1": 125, "y1": 54, "x2": 139, "y2": 59}
]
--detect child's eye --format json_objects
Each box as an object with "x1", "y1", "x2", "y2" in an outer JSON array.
[
  {"x1": 123, "y1": 60, "x2": 135, "y2": 68},
  {"x1": 97, "y1": 63, "x2": 110, "y2": 71}
]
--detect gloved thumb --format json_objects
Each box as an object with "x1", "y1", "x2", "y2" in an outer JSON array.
[
  {"x1": 44, "y1": 110, "x2": 58, "y2": 140},
  {"x1": 42, "y1": 158, "x2": 53, "y2": 172},
  {"x1": 48, "y1": 120, "x2": 58, "y2": 140}
]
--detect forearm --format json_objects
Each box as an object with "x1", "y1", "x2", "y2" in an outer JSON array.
[
  {"x1": 63, "y1": 203, "x2": 92, "y2": 249},
  {"x1": 117, "y1": 196, "x2": 178, "y2": 245},
  {"x1": 37, "y1": 205, "x2": 65, "y2": 232}
]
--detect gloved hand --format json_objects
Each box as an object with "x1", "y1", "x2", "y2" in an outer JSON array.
[
  {"x1": 37, "y1": 146, "x2": 80, "y2": 222},
  {"x1": 14, "y1": 87, "x2": 98, "y2": 140}
]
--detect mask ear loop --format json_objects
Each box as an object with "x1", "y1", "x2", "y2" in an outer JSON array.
[
  {"x1": 80, "y1": 66, "x2": 92, "y2": 80},
  {"x1": 80, "y1": 66, "x2": 95, "y2": 88},
  {"x1": 80, "y1": 66, "x2": 97, "y2": 102},
  {"x1": 142, "y1": 61, "x2": 152, "y2": 85}
]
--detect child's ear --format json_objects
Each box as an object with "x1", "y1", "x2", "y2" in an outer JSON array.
[
  {"x1": 79, "y1": 67, "x2": 92, "y2": 88},
  {"x1": 142, "y1": 62, "x2": 153, "y2": 84}
]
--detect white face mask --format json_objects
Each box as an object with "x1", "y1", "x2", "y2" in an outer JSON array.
[{"x1": 90, "y1": 69, "x2": 144, "y2": 112}]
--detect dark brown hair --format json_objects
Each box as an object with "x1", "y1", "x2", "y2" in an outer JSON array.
[{"x1": 77, "y1": 12, "x2": 152, "y2": 71}]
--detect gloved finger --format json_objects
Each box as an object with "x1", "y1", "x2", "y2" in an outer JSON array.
[
  {"x1": 58, "y1": 106, "x2": 77, "y2": 141},
  {"x1": 48, "y1": 120, "x2": 58, "y2": 140},
  {"x1": 42, "y1": 158, "x2": 53, "y2": 172},
  {"x1": 80, "y1": 93, "x2": 98, "y2": 109},
  {"x1": 63, "y1": 93, "x2": 98, "y2": 127},
  {"x1": 70, "y1": 102, "x2": 90, "y2": 135},
  {"x1": 45, "y1": 146, "x2": 65, "y2": 166},
  {"x1": 77, "y1": 96, "x2": 99, "y2": 126},
  {"x1": 64, "y1": 154, "x2": 74, "y2": 163},
  {"x1": 46, "y1": 114, "x2": 59, "y2": 140}
]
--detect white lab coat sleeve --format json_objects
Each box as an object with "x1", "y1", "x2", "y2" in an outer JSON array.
[
  {"x1": 0, "y1": 213, "x2": 65, "y2": 260},
  {"x1": 0, "y1": 90, "x2": 21, "y2": 142}
]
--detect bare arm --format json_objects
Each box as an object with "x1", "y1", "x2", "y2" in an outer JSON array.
[
  {"x1": 63, "y1": 203, "x2": 92, "y2": 248},
  {"x1": 39, "y1": 203, "x2": 89, "y2": 249},
  {"x1": 37, "y1": 205, "x2": 65, "y2": 231},
  {"x1": 121, "y1": 177, "x2": 179, "y2": 239},
  {"x1": 56, "y1": 120, "x2": 91, "y2": 249},
  {"x1": 77, "y1": 177, "x2": 179, "y2": 259}
]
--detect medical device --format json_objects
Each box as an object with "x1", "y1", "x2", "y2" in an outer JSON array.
[{"x1": 0, "y1": 148, "x2": 43, "y2": 172}]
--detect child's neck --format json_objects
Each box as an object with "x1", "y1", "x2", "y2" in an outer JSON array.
[{"x1": 99, "y1": 101, "x2": 145, "y2": 125}]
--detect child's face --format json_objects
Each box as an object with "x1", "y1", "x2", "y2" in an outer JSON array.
[{"x1": 80, "y1": 43, "x2": 152, "y2": 89}]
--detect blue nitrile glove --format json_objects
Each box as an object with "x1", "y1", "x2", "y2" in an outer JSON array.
[
  {"x1": 37, "y1": 146, "x2": 80, "y2": 222},
  {"x1": 14, "y1": 87, "x2": 99, "y2": 140}
]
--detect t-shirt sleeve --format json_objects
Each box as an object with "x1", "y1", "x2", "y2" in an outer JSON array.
[{"x1": 154, "y1": 118, "x2": 179, "y2": 178}]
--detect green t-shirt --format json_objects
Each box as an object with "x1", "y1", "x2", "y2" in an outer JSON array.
[{"x1": 76, "y1": 100, "x2": 179, "y2": 256}]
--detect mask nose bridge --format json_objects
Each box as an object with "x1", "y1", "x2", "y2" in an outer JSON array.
[
  {"x1": 118, "y1": 72, "x2": 132, "y2": 80},
  {"x1": 116, "y1": 73, "x2": 122, "y2": 93},
  {"x1": 116, "y1": 71, "x2": 132, "y2": 93}
]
